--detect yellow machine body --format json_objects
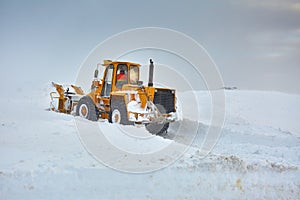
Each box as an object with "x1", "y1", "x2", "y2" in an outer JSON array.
[{"x1": 50, "y1": 59, "x2": 177, "y2": 134}]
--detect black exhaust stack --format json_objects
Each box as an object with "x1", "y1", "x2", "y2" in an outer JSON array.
[{"x1": 148, "y1": 59, "x2": 154, "y2": 87}]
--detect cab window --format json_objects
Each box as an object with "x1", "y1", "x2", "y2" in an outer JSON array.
[
  {"x1": 116, "y1": 64, "x2": 128, "y2": 88},
  {"x1": 101, "y1": 64, "x2": 114, "y2": 97},
  {"x1": 129, "y1": 65, "x2": 139, "y2": 84}
]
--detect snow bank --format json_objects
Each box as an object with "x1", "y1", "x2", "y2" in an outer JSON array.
[
  {"x1": 178, "y1": 90, "x2": 300, "y2": 135},
  {"x1": 0, "y1": 88, "x2": 299, "y2": 199}
]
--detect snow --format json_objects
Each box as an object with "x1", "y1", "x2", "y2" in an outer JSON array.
[
  {"x1": 97, "y1": 123, "x2": 173, "y2": 154},
  {"x1": 0, "y1": 88, "x2": 299, "y2": 199},
  {"x1": 127, "y1": 100, "x2": 147, "y2": 113}
]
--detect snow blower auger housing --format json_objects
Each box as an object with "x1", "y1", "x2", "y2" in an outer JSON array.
[{"x1": 50, "y1": 59, "x2": 177, "y2": 135}]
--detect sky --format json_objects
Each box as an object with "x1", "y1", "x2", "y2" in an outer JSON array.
[{"x1": 0, "y1": 0, "x2": 299, "y2": 95}]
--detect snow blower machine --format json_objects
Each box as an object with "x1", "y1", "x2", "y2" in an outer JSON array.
[{"x1": 50, "y1": 59, "x2": 177, "y2": 135}]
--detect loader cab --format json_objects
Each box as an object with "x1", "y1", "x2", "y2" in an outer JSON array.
[
  {"x1": 116, "y1": 64, "x2": 140, "y2": 88},
  {"x1": 100, "y1": 61, "x2": 140, "y2": 97}
]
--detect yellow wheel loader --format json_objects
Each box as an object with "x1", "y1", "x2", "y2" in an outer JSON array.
[{"x1": 50, "y1": 59, "x2": 177, "y2": 135}]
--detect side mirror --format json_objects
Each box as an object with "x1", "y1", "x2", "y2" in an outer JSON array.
[{"x1": 94, "y1": 69, "x2": 99, "y2": 79}]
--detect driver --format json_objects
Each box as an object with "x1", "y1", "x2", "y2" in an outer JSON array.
[{"x1": 117, "y1": 69, "x2": 127, "y2": 81}]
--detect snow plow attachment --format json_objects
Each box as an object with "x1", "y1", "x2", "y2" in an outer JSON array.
[{"x1": 50, "y1": 82, "x2": 84, "y2": 114}]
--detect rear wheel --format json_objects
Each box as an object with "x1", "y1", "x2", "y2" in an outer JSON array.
[
  {"x1": 76, "y1": 96, "x2": 99, "y2": 121},
  {"x1": 145, "y1": 104, "x2": 170, "y2": 135}
]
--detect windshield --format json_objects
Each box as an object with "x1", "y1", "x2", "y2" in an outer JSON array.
[
  {"x1": 129, "y1": 65, "x2": 139, "y2": 84},
  {"x1": 116, "y1": 64, "x2": 128, "y2": 88}
]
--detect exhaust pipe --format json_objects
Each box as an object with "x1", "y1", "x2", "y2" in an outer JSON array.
[{"x1": 148, "y1": 59, "x2": 154, "y2": 87}]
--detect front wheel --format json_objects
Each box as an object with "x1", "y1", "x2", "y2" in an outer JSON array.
[
  {"x1": 145, "y1": 122, "x2": 169, "y2": 135},
  {"x1": 76, "y1": 96, "x2": 99, "y2": 121},
  {"x1": 109, "y1": 96, "x2": 133, "y2": 125},
  {"x1": 146, "y1": 104, "x2": 170, "y2": 135},
  {"x1": 111, "y1": 108, "x2": 122, "y2": 123}
]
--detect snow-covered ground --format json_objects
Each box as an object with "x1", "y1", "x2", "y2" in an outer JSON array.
[{"x1": 0, "y1": 87, "x2": 299, "y2": 199}]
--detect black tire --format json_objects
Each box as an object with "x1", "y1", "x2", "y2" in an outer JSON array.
[
  {"x1": 145, "y1": 104, "x2": 170, "y2": 135},
  {"x1": 109, "y1": 96, "x2": 133, "y2": 125},
  {"x1": 76, "y1": 96, "x2": 99, "y2": 121},
  {"x1": 146, "y1": 122, "x2": 169, "y2": 135}
]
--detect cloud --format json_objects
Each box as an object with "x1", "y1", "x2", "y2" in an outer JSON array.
[
  {"x1": 293, "y1": 3, "x2": 300, "y2": 11},
  {"x1": 247, "y1": 28, "x2": 300, "y2": 59}
]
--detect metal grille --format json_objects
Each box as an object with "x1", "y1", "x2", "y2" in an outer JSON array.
[{"x1": 153, "y1": 89, "x2": 176, "y2": 113}]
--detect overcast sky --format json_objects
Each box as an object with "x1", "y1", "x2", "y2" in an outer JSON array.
[{"x1": 0, "y1": 0, "x2": 299, "y2": 95}]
